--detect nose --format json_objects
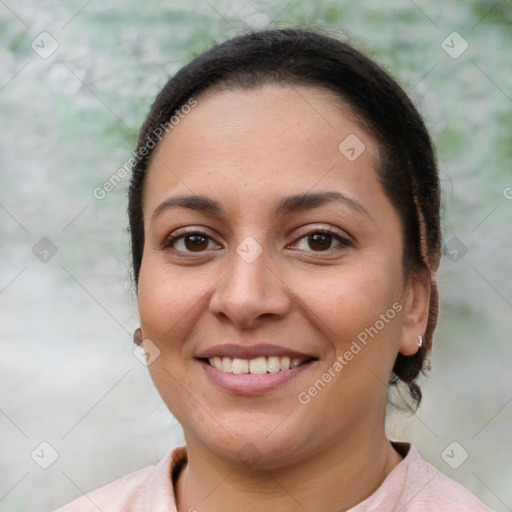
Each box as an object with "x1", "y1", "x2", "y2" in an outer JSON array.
[{"x1": 209, "y1": 241, "x2": 291, "y2": 329}]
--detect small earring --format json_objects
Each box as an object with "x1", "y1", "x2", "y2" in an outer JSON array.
[
  {"x1": 133, "y1": 327, "x2": 143, "y2": 346},
  {"x1": 417, "y1": 335, "x2": 423, "y2": 348}
]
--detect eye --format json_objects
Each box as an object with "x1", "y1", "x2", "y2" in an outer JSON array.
[
  {"x1": 162, "y1": 226, "x2": 351, "y2": 255},
  {"x1": 291, "y1": 227, "x2": 351, "y2": 252},
  {"x1": 162, "y1": 229, "x2": 221, "y2": 253}
]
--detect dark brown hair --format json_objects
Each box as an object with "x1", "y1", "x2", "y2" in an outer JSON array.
[{"x1": 128, "y1": 27, "x2": 442, "y2": 409}]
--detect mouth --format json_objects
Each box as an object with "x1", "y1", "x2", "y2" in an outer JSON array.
[
  {"x1": 195, "y1": 343, "x2": 318, "y2": 395},
  {"x1": 201, "y1": 355, "x2": 316, "y2": 374}
]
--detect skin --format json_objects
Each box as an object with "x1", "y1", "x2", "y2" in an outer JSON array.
[{"x1": 137, "y1": 84, "x2": 431, "y2": 512}]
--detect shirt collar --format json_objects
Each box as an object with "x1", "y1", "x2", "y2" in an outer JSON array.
[{"x1": 143, "y1": 442, "x2": 416, "y2": 511}]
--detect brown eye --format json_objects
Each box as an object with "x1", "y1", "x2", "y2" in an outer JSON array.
[
  {"x1": 307, "y1": 233, "x2": 334, "y2": 251},
  {"x1": 183, "y1": 234, "x2": 209, "y2": 252},
  {"x1": 292, "y1": 228, "x2": 350, "y2": 253},
  {"x1": 162, "y1": 230, "x2": 220, "y2": 253}
]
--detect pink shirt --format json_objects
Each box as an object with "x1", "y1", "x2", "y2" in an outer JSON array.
[{"x1": 55, "y1": 442, "x2": 494, "y2": 511}]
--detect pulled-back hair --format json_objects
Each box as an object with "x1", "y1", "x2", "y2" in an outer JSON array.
[{"x1": 128, "y1": 27, "x2": 442, "y2": 409}]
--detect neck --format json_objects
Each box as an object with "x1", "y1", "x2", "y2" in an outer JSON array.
[{"x1": 175, "y1": 429, "x2": 403, "y2": 512}]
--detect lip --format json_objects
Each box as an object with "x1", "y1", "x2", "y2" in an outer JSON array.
[
  {"x1": 195, "y1": 343, "x2": 316, "y2": 360},
  {"x1": 199, "y1": 358, "x2": 316, "y2": 395}
]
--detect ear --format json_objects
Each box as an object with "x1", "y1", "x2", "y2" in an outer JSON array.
[
  {"x1": 133, "y1": 327, "x2": 143, "y2": 346},
  {"x1": 399, "y1": 268, "x2": 432, "y2": 356}
]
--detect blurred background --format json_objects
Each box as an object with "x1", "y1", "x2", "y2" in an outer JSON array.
[{"x1": 0, "y1": 0, "x2": 511, "y2": 510}]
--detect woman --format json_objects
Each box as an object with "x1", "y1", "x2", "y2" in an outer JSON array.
[{"x1": 57, "y1": 28, "x2": 493, "y2": 511}]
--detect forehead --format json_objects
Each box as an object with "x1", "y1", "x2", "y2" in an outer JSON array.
[{"x1": 143, "y1": 84, "x2": 383, "y2": 217}]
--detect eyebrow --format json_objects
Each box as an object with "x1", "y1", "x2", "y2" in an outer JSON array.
[{"x1": 151, "y1": 191, "x2": 371, "y2": 222}]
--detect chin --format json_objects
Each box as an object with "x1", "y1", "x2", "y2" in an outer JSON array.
[{"x1": 185, "y1": 416, "x2": 315, "y2": 470}]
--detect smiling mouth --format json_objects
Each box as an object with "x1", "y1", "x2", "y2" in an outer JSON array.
[{"x1": 202, "y1": 356, "x2": 316, "y2": 374}]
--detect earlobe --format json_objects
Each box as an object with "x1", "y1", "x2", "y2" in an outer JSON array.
[
  {"x1": 133, "y1": 327, "x2": 143, "y2": 346},
  {"x1": 398, "y1": 269, "x2": 432, "y2": 356}
]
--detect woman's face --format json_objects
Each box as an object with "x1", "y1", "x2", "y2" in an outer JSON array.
[{"x1": 138, "y1": 84, "x2": 429, "y2": 467}]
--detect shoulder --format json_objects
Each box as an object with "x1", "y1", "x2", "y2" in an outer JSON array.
[
  {"x1": 397, "y1": 443, "x2": 494, "y2": 511},
  {"x1": 54, "y1": 446, "x2": 186, "y2": 512},
  {"x1": 54, "y1": 465, "x2": 153, "y2": 512}
]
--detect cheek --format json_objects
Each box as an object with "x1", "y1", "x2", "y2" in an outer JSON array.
[
  {"x1": 302, "y1": 266, "x2": 400, "y2": 337},
  {"x1": 138, "y1": 264, "x2": 174, "y2": 334},
  {"x1": 137, "y1": 259, "x2": 205, "y2": 343},
  {"x1": 294, "y1": 264, "x2": 404, "y2": 390},
  {"x1": 137, "y1": 260, "x2": 202, "y2": 420}
]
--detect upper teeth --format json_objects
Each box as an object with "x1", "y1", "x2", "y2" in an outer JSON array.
[{"x1": 208, "y1": 356, "x2": 306, "y2": 374}]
